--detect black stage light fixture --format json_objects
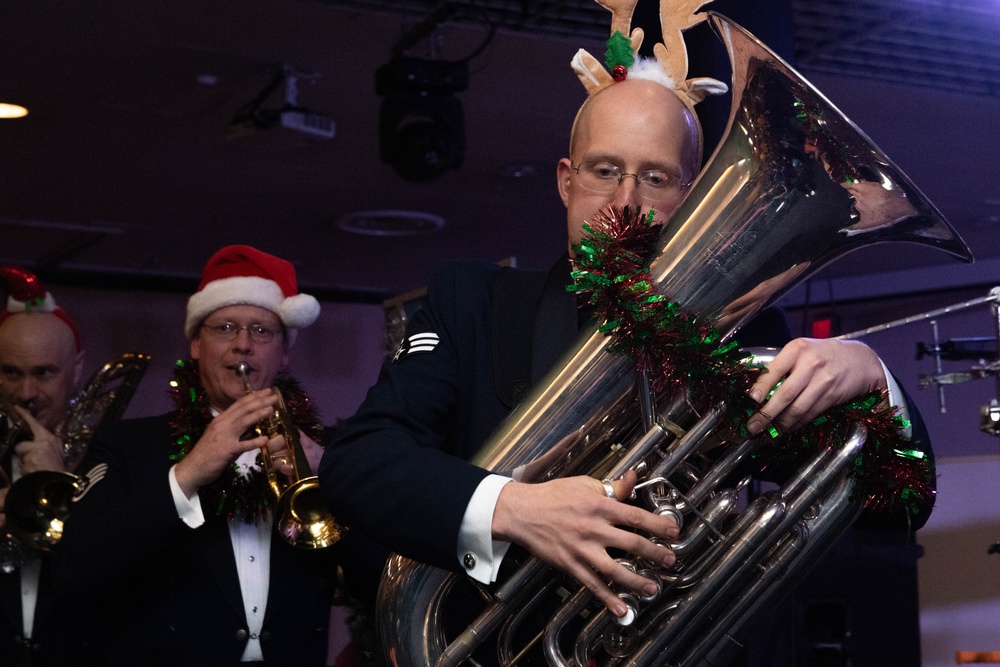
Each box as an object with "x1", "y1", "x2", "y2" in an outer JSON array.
[{"x1": 376, "y1": 56, "x2": 468, "y2": 183}]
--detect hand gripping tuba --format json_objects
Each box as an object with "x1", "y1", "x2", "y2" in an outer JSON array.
[{"x1": 378, "y1": 13, "x2": 972, "y2": 667}]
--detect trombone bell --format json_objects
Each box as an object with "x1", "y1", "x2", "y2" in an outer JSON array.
[{"x1": 4, "y1": 470, "x2": 81, "y2": 552}]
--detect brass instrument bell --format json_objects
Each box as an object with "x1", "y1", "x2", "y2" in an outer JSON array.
[{"x1": 1, "y1": 393, "x2": 78, "y2": 554}]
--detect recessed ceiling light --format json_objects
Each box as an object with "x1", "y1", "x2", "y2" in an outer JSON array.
[
  {"x1": 0, "y1": 103, "x2": 28, "y2": 119},
  {"x1": 337, "y1": 210, "x2": 446, "y2": 237}
]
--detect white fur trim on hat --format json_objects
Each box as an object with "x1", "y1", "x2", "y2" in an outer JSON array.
[
  {"x1": 278, "y1": 293, "x2": 321, "y2": 329},
  {"x1": 185, "y1": 275, "x2": 320, "y2": 339},
  {"x1": 7, "y1": 292, "x2": 57, "y2": 314}
]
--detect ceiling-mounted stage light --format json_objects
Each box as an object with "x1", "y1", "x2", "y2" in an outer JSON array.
[{"x1": 376, "y1": 56, "x2": 468, "y2": 183}]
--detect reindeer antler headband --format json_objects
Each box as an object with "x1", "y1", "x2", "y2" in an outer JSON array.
[{"x1": 571, "y1": 0, "x2": 729, "y2": 157}]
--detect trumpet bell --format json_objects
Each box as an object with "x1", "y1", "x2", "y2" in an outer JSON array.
[
  {"x1": 275, "y1": 476, "x2": 346, "y2": 550},
  {"x1": 5, "y1": 470, "x2": 82, "y2": 553}
]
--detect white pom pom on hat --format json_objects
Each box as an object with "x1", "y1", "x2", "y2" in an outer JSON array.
[{"x1": 185, "y1": 245, "x2": 320, "y2": 344}]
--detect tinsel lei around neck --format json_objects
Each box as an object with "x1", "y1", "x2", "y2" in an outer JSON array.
[
  {"x1": 168, "y1": 358, "x2": 324, "y2": 523},
  {"x1": 568, "y1": 206, "x2": 934, "y2": 523}
]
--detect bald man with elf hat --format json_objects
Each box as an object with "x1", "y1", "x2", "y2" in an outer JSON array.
[
  {"x1": 51, "y1": 245, "x2": 338, "y2": 667},
  {"x1": 319, "y1": 0, "x2": 933, "y2": 664},
  {"x1": 0, "y1": 267, "x2": 84, "y2": 466},
  {"x1": 0, "y1": 267, "x2": 105, "y2": 666}
]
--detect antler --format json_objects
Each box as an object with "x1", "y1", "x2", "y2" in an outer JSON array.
[
  {"x1": 653, "y1": 0, "x2": 714, "y2": 89},
  {"x1": 572, "y1": 0, "x2": 727, "y2": 106},
  {"x1": 598, "y1": 0, "x2": 645, "y2": 53},
  {"x1": 574, "y1": 0, "x2": 646, "y2": 94}
]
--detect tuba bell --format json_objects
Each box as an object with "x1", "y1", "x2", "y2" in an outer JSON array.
[
  {"x1": 2, "y1": 353, "x2": 151, "y2": 562},
  {"x1": 234, "y1": 362, "x2": 346, "y2": 549},
  {"x1": 378, "y1": 12, "x2": 972, "y2": 667}
]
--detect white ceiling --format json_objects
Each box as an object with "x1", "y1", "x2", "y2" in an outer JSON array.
[{"x1": 1, "y1": 0, "x2": 998, "y2": 303}]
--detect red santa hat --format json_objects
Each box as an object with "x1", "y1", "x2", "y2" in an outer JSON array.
[
  {"x1": 0, "y1": 265, "x2": 83, "y2": 352},
  {"x1": 185, "y1": 245, "x2": 320, "y2": 344}
]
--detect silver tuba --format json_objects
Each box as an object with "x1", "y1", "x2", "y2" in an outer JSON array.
[{"x1": 378, "y1": 12, "x2": 972, "y2": 667}]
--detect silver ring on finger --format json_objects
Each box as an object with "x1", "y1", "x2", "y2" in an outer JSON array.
[{"x1": 602, "y1": 479, "x2": 617, "y2": 500}]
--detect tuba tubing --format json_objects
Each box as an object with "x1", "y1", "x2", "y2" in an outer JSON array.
[
  {"x1": 378, "y1": 12, "x2": 972, "y2": 667},
  {"x1": 626, "y1": 425, "x2": 867, "y2": 667}
]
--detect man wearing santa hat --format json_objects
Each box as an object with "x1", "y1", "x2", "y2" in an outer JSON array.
[
  {"x1": 0, "y1": 266, "x2": 104, "y2": 666},
  {"x1": 51, "y1": 245, "x2": 336, "y2": 666}
]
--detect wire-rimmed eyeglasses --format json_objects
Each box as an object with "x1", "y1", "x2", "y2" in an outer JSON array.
[
  {"x1": 570, "y1": 161, "x2": 690, "y2": 202},
  {"x1": 201, "y1": 321, "x2": 281, "y2": 344}
]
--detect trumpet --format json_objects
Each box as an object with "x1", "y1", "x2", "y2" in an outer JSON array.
[{"x1": 234, "y1": 362, "x2": 344, "y2": 549}]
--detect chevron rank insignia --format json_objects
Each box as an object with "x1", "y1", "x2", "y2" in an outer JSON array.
[
  {"x1": 393, "y1": 332, "x2": 440, "y2": 363},
  {"x1": 72, "y1": 462, "x2": 108, "y2": 502}
]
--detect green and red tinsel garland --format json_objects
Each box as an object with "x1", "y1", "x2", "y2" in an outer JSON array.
[
  {"x1": 168, "y1": 359, "x2": 323, "y2": 523},
  {"x1": 569, "y1": 206, "x2": 934, "y2": 521}
]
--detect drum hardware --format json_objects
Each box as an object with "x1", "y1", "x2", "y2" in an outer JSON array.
[{"x1": 839, "y1": 287, "x2": 1000, "y2": 433}]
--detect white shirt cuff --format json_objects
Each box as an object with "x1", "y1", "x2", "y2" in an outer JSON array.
[
  {"x1": 879, "y1": 358, "x2": 912, "y2": 439},
  {"x1": 169, "y1": 464, "x2": 206, "y2": 528},
  {"x1": 457, "y1": 474, "x2": 513, "y2": 583}
]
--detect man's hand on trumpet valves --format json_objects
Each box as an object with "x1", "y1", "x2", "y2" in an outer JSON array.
[
  {"x1": 264, "y1": 434, "x2": 293, "y2": 477},
  {"x1": 262, "y1": 431, "x2": 323, "y2": 478},
  {"x1": 492, "y1": 469, "x2": 680, "y2": 619},
  {"x1": 173, "y1": 389, "x2": 279, "y2": 497},
  {"x1": 746, "y1": 337, "x2": 889, "y2": 436}
]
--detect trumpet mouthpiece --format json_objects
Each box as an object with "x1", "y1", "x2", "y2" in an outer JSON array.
[{"x1": 234, "y1": 363, "x2": 255, "y2": 394}]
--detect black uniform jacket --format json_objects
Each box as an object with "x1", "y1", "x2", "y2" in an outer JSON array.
[{"x1": 49, "y1": 413, "x2": 336, "y2": 667}]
